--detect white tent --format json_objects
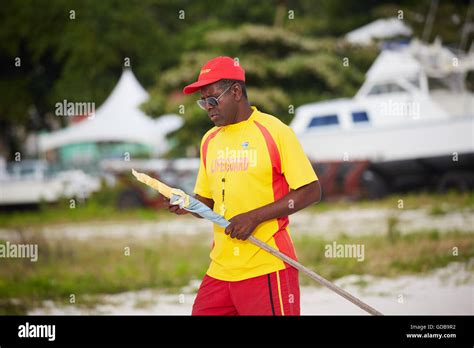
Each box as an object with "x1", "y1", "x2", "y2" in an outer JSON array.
[{"x1": 38, "y1": 69, "x2": 182, "y2": 156}]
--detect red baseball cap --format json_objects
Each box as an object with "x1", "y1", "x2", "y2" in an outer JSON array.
[{"x1": 183, "y1": 56, "x2": 245, "y2": 94}]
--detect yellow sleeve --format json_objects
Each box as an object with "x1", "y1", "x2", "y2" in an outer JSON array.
[
  {"x1": 193, "y1": 136, "x2": 212, "y2": 199},
  {"x1": 279, "y1": 125, "x2": 318, "y2": 190}
]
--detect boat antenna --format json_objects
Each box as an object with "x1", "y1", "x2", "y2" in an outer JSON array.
[
  {"x1": 460, "y1": 0, "x2": 474, "y2": 52},
  {"x1": 422, "y1": 0, "x2": 439, "y2": 43}
]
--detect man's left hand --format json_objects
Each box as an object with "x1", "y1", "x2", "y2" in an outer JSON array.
[{"x1": 225, "y1": 211, "x2": 261, "y2": 240}]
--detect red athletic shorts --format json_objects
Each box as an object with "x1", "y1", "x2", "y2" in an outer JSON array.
[{"x1": 192, "y1": 267, "x2": 300, "y2": 316}]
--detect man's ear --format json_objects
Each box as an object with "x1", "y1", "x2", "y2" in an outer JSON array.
[{"x1": 232, "y1": 84, "x2": 242, "y2": 102}]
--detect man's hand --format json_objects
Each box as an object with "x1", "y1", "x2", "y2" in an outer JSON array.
[
  {"x1": 225, "y1": 211, "x2": 261, "y2": 240},
  {"x1": 223, "y1": 181, "x2": 321, "y2": 239},
  {"x1": 162, "y1": 195, "x2": 188, "y2": 215},
  {"x1": 162, "y1": 194, "x2": 214, "y2": 218}
]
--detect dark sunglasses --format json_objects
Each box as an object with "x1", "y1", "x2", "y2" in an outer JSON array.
[{"x1": 196, "y1": 85, "x2": 231, "y2": 110}]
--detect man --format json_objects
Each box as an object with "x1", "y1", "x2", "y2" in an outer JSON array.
[{"x1": 167, "y1": 56, "x2": 321, "y2": 315}]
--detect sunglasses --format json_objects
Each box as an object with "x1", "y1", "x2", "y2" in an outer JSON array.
[{"x1": 196, "y1": 85, "x2": 232, "y2": 111}]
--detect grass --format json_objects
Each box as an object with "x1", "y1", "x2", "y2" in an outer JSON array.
[
  {"x1": 308, "y1": 191, "x2": 474, "y2": 213},
  {"x1": 0, "y1": 190, "x2": 472, "y2": 314},
  {"x1": 0, "y1": 187, "x2": 170, "y2": 229},
  {"x1": 1, "y1": 191, "x2": 472, "y2": 229},
  {"x1": 0, "y1": 233, "x2": 211, "y2": 314},
  {"x1": 0, "y1": 203, "x2": 167, "y2": 229},
  {"x1": 294, "y1": 229, "x2": 474, "y2": 285},
  {"x1": 0, "y1": 229, "x2": 472, "y2": 314}
]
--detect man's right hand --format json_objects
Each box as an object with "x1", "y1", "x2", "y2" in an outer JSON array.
[
  {"x1": 161, "y1": 196, "x2": 188, "y2": 215},
  {"x1": 161, "y1": 193, "x2": 214, "y2": 218}
]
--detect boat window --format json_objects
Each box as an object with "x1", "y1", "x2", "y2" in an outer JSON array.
[
  {"x1": 368, "y1": 83, "x2": 407, "y2": 95},
  {"x1": 428, "y1": 77, "x2": 450, "y2": 91},
  {"x1": 308, "y1": 115, "x2": 339, "y2": 128},
  {"x1": 352, "y1": 111, "x2": 369, "y2": 123},
  {"x1": 408, "y1": 78, "x2": 420, "y2": 89}
]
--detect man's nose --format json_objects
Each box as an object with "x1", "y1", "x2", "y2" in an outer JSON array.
[{"x1": 205, "y1": 103, "x2": 215, "y2": 111}]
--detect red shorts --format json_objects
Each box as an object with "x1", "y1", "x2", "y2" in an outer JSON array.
[{"x1": 192, "y1": 267, "x2": 300, "y2": 316}]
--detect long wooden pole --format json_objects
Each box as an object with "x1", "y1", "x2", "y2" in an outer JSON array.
[{"x1": 248, "y1": 235, "x2": 383, "y2": 315}]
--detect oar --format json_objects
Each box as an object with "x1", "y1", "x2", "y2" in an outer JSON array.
[{"x1": 131, "y1": 169, "x2": 383, "y2": 315}]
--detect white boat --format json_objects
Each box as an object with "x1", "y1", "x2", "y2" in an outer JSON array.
[
  {"x1": 290, "y1": 40, "x2": 474, "y2": 195},
  {"x1": 0, "y1": 159, "x2": 101, "y2": 206}
]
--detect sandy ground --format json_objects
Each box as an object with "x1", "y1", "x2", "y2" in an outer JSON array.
[
  {"x1": 28, "y1": 260, "x2": 473, "y2": 315},
  {"x1": 1, "y1": 207, "x2": 473, "y2": 242},
  {"x1": 4, "y1": 207, "x2": 472, "y2": 315},
  {"x1": 291, "y1": 208, "x2": 473, "y2": 237}
]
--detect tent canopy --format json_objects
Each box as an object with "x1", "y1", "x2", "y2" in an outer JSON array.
[{"x1": 39, "y1": 69, "x2": 182, "y2": 156}]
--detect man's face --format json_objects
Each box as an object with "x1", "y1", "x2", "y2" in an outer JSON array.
[{"x1": 199, "y1": 83, "x2": 238, "y2": 127}]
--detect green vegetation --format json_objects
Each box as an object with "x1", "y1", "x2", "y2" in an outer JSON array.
[
  {"x1": 1, "y1": 0, "x2": 471, "y2": 158},
  {"x1": 1, "y1": 191, "x2": 472, "y2": 229},
  {"x1": 0, "y1": 185, "x2": 171, "y2": 229},
  {"x1": 0, "y1": 234, "x2": 211, "y2": 314},
  {"x1": 308, "y1": 191, "x2": 474, "y2": 213},
  {"x1": 295, "y1": 230, "x2": 473, "y2": 285},
  {"x1": 1, "y1": 229, "x2": 472, "y2": 314},
  {"x1": 0, "y1": 202, "x2": 166, "y2": 229},
  {"x1": 1, "y1": 191, "x2": 472, "y2": 314}
]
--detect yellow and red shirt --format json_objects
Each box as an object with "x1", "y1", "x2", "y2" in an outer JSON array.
[{"x1": 194, "y1": 106, "x2": 318, "y2": 281}]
